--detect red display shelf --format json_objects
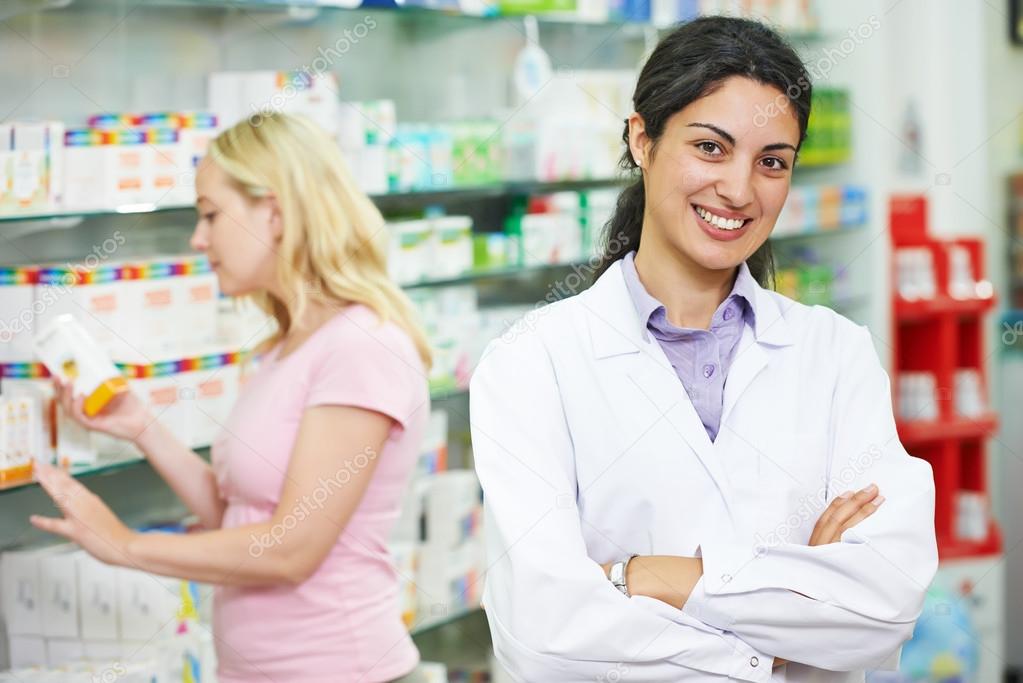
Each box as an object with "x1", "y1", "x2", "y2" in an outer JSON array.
[
  {"x1": 889, "y1": 195, "x2": 1001, "y2": 563},
  {"x1": 937, "y1": 524, "x2": 1003, "y2": 561},
  {"x1": 893, "y1": 294, "x2": 996, "y2": 321},
  {"x1": 896, "y1": 413, "x2": 999, "y2": 446}
]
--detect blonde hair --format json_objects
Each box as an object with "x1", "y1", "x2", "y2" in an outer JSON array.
[{"x1": 208, "y1": 112, "x2": 432, "y2": 368}]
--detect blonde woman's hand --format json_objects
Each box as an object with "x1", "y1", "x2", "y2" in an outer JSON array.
[
  {"x1": 53, "y1": 377, "x2": 154, "y2": 443},
  {"x1": 30, "y1": 462, "x2": 135, "y2": 566},
  {"x1": 808, "y1": 484, "x2": 884, "y2": 546}
]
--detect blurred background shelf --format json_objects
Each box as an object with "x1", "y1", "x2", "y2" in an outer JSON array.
[
  {"x1": 896, "y1": 414, "x2": 999, "y2": 446},
  {"x1": 0, "y1": 178, "x2": 628, "y2": 225}
]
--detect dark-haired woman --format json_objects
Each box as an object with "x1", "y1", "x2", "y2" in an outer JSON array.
[{"x1": 470, "y1": 16, "x2": 936, "y2": 682}]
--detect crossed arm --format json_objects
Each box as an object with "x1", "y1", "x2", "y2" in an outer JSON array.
[
  {"x1": 470, "y1": 325, "x2": 936, "y2": 681},
  {"x1": 600, "y1": 485, "x2": 885, "y2": 668}
]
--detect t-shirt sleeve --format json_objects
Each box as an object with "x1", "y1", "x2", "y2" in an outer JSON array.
[{"x1": 304, "y1": 324, "x2": 426, "y2": 431}]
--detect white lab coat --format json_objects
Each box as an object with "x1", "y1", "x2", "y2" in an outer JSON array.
[{"x1": 470, "y1": 260, "x2": 937, "y2": 683}]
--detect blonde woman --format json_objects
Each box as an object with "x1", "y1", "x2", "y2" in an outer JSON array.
[{"x1": 32, "y1": 112, "x2": 433, "y2": 683}]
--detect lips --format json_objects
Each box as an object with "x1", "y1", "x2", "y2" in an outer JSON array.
[
  {"x1": 691, "y1": 203, "x2": 754, "y2": 242},
  {"x1": 692, "y1": 203, "x2": 752, "y2": 230}
]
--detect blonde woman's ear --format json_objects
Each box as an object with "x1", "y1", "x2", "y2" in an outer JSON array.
[{"x1": 267, "y1": 196, "x2": 284, "y2": 240}]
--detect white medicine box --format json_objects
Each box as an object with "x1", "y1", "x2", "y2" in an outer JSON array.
[
  {"x1": 180, "y1": 364, "x2": 240, "y2": 449},
  {"x1": 45, "y1": 637, "x2": 85, "y2": 668},
  {"x1": 388, "y1": 219, "x2": 432, "y2": 285},
  {"x1": 431, "y1": 216, "x2": 473, "y2": 279},
  {"x1": 0, "y1": 270, "x2": 35, "y2": 362},
  {"x1": 76, "y1": 551, "x2": 120, "y2": 640},
  {"x1": 1, "y1": 550, "x2": 43, "y2": 635},
  {"x1": 6, "y1": 634, "x2": 46, "y2": 669},
  {"x1": 124, "y1": 266, "x2": 181, "y2": 357},
  {"x1": 422, "y1": 470, "x2": 482, "y2": 549},
  {"x1": 178, "y1": 272, "x2": 219, "y2": 351},
  {"x1": 62, "y1": 129, "x2": 150, "y2": 210},
  {"x1": 0, "y1": 545, "x2": 72, "y2": 636},
  {"x1": 11, "y1": 121, "x2": 63, "y2": 212},
  {"x1": 33, "y1": 265, "x2": 138, "y2": 363},
  {"x1": 134, "y1": 373, "x2": 193, "y2": 447},
  {"x1": 40, "y1": 548, "x2": 80, "y2": 638},
  {"x1": 116, "y1": 567, "x2": 181, "y2": 643}
]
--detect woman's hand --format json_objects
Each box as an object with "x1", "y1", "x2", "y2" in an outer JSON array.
[
  {"x1": 809, "y1": 484, "x2": 884, "y2": 546},
  {"x1": 29, "y1": 462, "x2": 136, "y2": 567},
  {"x1": 53, "y1": 377, "x2": 154, "y2": 443}
]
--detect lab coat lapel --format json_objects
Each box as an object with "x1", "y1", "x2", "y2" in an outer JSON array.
[
  {"x1": 720, "y1": 326, "x2": 767, "y2": 429},
  {"x1": 720, "y1": 280, "x2": 795, "y2": 429},
  {"x1": 627, "y1": 349, "x2": 732, "y2": 503},
  {"x1": 582, "y1": 262, "x2": 732, "y2": 503}
]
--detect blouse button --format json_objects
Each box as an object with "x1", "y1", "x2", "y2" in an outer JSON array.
[
  {"x1": 723, "y1": 307, "x2": 735, "y2": 321},
  {"x1": 703, "y1": 364, "x2": 715, "y2": 379},
  {"x1": 750, "y1": 656, "x2": 759, "y2": 668}
]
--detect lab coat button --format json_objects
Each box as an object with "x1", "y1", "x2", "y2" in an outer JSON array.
[
  {"x1": 750, "y1": 656, "x2": 759, "y2": 668},
  {"x1": 720, "y1": 573, "x2": 731, "y2": 583}
]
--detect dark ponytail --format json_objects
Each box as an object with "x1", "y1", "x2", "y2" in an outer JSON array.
[{"x1": 595, "y1": 15, "x2": 813, "y2": 288}]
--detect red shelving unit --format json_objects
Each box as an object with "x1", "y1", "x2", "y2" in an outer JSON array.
[{"x1": 889, "y1": 196, "x2": 1001, "y2": 561}]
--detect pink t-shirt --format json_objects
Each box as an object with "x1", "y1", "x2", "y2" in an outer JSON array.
[{"x1": 211, "y1": 304, "x2": 429, "y2": 683}]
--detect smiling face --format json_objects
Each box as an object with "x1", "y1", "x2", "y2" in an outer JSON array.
[
  {"x1": 628, "y1": 75, "x2": 800, "y2": 275},
  {"x1": 190, "y1": 157, "x2": 282, "y2": 297}
]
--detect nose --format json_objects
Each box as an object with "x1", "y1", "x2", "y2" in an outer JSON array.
[
  {"x1": 190, "y1": 221, "x2": 209, "y2": 253},
  {"x1": 714, "y1": 160, "x2": 755, "y2": 208}
]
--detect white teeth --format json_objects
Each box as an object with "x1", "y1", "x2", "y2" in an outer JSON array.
[{"x1": 695, "y1": 205, "x2": 746, "y2": 230}]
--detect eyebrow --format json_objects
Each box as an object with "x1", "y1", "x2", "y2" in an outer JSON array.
[{"x1": 687, "y1": 122, "x2": 797, "y2": 154}]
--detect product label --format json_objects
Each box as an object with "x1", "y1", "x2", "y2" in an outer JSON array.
[
  {"x1": 0, "y1": 153, "x2": 10, "y2": 201},
  {"x1": 189, "y1": 284, "x2": 214, "y2": 302},
  {"x1": 144, "y1": 288, "x2": 172, "y2": 308},
  {"x1": 12, "y1": 152, "x2": 41, "y2": 203},
  {"x1": 199, "y1": 379, "x2": 224, "y2": 398},
  {"x1": 118, "y1": 150, "x2": 142, "y2": 168},
  {"x1": 89, "y1": 293, "x2": 118, "y2": 313},
  {"x1": 149, "y1": 386, "x2": 177, "y2": 406}
]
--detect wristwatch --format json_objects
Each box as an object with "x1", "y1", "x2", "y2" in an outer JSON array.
[{"x1": 608, "y1": 554, "x2": 638, "y2": 597}]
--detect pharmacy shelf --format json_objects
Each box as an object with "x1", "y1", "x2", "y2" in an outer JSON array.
[
  {"x1": 896, "y1": 413, "x2": 999, "y2": 447},
  {"x1": 0, "y1": 387, "x2": 474, "y2": 495},
  {"x1": 769, "y1": 222, "x2": 867, "y2": 242},
  {"x1": 0, "y1": 447, "x2": 199, "y2": 495},
  {"x1": 938, "y1": 524, "x2": 1003, "y2": 561},
  {"x1": 82, "y1": 0, "x2": 828, "y2": 36},
  {"x1": 796, "y1": 149, "x2": 853, "y2": 167},
  {"x1": 406, "y1": 259, "x2": 588, "y2": 290},
  {"x1": 0, "y1": 178, "x2": 626, "y2": 225},
  {"x1": 430, "y1": 385, "x2": 470, "y2": 400},
  {"x1": 410, "y1": 605, "x2": 483, "y2": 637},
  {"x1": 893, "y1": 294, "x2": 997, "y2": 321},
  {"x1": 373, "y1": 178, "x2": 626, "y2": 212}
]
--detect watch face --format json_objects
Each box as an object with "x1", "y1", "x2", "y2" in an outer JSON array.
[{"x1": 610, "y1": 562, "x2": 627, "y2": 590}]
